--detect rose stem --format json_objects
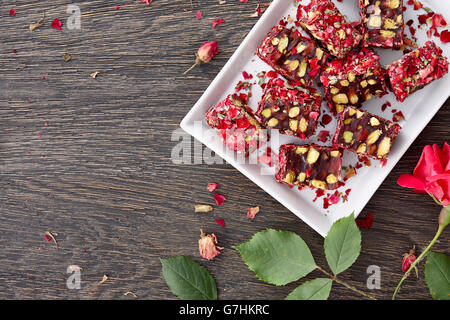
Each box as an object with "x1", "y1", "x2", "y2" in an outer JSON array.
[
  {"x1": 316, "y1": 265, "x2": 377, "y2": 300},
  {"x1": 392, "y1": 223, "x2": 446, "y2": 300}
]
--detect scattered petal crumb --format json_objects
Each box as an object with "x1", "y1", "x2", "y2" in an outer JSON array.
[
  {"x1": 207, "y1": 182, "x2": 219, "y2": 192},
  {"x1": 51, "y1": 18, "x2": 62, "y2": 30},
  {"x1": 9, "y1": 9, "x2": 16, "y2": 16},
  {"x1": 124, "y1": 291, "x2": 137, "y2": 298},
  {"x1": 356, "y1": 213, "x2": 374, "y2": 229},
  {"x1": 198, "y1": 230, "x2": 223, "y2": 260},
  {"x1": 196, "y1": 10, "x2": 202, "y2": 20},
  {"x1": 194, "y1": 204, "x2": 213, "y2": 213},
  {"x1": 44, "y1": 231, "x2": 58, "y2": 248},
  {"x1": 212, "y1": 18, "x2": 225, "y2": 28},
  {"x1": 63, "y1": 53, "x2": 71, "y2": 62},
  {"x1": 90, "y1": 72, "x2": 100, "y2": 78},
  {"x1": 213, "y1": 193, "x2": 226, "y2": 206},
  {"x1": 247, "y1": 206, "x2": 259, "y2": 219},
  {"x1": 215, "y1": 219, "x2": 225, "y2": 227}
]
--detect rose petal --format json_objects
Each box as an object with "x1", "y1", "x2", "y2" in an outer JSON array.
[
  {"x1": 51, "y1": 18, "x2": 62, "y2": 30},
  {"x1": 196, "y1": 10, "x2": 202, "y2": 20},
  {"x1": 397, "y1": 174, "x2": 426, "y2": 191},
  {"x1": 198, "y1": 231, "x2": 223, "y2": 260},
  {"x1": 212, "y1": 18, "x2": 225, "y2": 28},
  {"x1": 214, "y1": 193, "x2": 226, "y2": 205},
  {"x1": 440, "y1": 30, "x2": 450, "y2": 43},
  {"x1": 431, "y1": 13, "x2": 447, "y2": 28},
  {"x1": 413, "y1": 145, "x2": 444, "y2": 184},
  {"x1": 207, "y1": 182, "x2": 220, "y2": 192},
  {"x1": 356, "y1": 213, "x2": 373, "y2": 229},
  {"x1": 215, "y1": 219, "x2": 225, "y2": 227},
  {"x1": 247, "y1": 206, "x2": 259, "y2": 219}
]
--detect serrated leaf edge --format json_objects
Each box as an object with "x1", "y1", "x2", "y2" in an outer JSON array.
[{"x1": 285, "y1": 278, "x2": 333, "y2": 300}]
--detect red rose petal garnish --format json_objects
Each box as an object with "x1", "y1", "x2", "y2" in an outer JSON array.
[
  {"x1": 212, "y1": 18, "x2": 225, "y2": 28},
  {"x1": 215, "y1": 219, "x2": 225, "y2": 227},
  {"x1": 214, "y1": 193, "x2": 226, "y2": 205},
  {"x1": 356, "y1": 213, "x2": 373, "y2": 229},
  {"x1": 440, "y1": 30, "x2": 450, "y2": 43},
  {"x1": 413, "y1": 1, "x2": 423, "y2": 10},
  {"x1": 266, "y1": 70, "x2": 277, "y2": 78},
  {"x1": 242, "y1": 71, "x2": 253, "y2": 80},
  {"x1": 51, "y1": 18, "x2": 62, "y2": 30},
  {"x1": 141, "y1": 0, "x2": 152, "y2": 4},
  {"x1": 321, "y1": 114, "x2": 332, "y2": 126},
  {"x1": 247, "y1": 206, "x2": 259, "y2": 219},
  {"x1": 207, "y1": 182, "x2": 220, "y2": 192},
  {"x1": 44, "y1": 235, "x2": 52, "y2": 242},
  {"x1": 393, "y1": 111, "x2": 405, "y2": 122},
  {"x1": 116, "y1": 5, "x2": 120, "y2": 10},
  {"x1": 196, "y1": 10, "x2": 202, "y2": 20},
  {"x1": 9, "y1": 9, "x2": 16, "y2": 16},
  {"x1": 318, "y1": 130, "x2": 329, "y2": 143},
  {"x1": 431, "y1": 13, "x2": 447, "y2": 28},
  {"x1": 329, "y1": 193, "x2": 339, "y2": 205}
]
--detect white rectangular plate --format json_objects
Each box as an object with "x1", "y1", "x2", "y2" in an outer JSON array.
[{"x1": 181, "y1": 0, "x2": 450, "y2": 236}]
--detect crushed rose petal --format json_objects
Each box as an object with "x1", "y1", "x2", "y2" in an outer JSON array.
[
  {"x1": 196, "y1": 10, "x2": 202, "y2": 20},
  {"x1": 356, "y1": 213, "x2": 373, "y2": 229},
  {"x1": 198, "y1": 230, "x2": 223, "y2": 260},
  {"x1": 247, "y1": 206, "x2": 259, "y2": 219},
  {"x1": 212, "y1": 18, "x2": 225, "y2": 28},
  {"x1": 9, "y1": 9, "x2": 16, "y2": 16},
  {"x1": 213, "y1": 193, "x2": 226, "y2": 205},
  {"x1": 207, "y1": 182, "x2": 220, "y2": 192},
  {"x1": 440, "y1": 30, "x2": 450, "y2": 43},
  {"x1": 215, "y1": 219, "x2": 225, "y2": 227},
  {"x1": 431, "y1": 13, "x2": 447, "y2": 28},
  {"x1": 51, "y1": 18, "x2": 62, "y2": 30}
]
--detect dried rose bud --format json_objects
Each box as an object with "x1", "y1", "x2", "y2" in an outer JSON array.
[
  {"x1": 198, "y1": 230, "x2": 223, "y2": 260},
  {"x1": 184, "y1": 41, "x2": 219, "y2": 74},
  {"x1": 247, "y1": 206, "x2": 260, "y2": 219},
  {"x1": 402, "y1": 246, "x2": 417, "y2": 273}
]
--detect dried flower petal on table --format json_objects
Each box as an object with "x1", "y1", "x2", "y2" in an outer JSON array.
[
  {"x1": 9, "y1": 9, "x2": 16, "y2": 16},
  {"x1": 44, "y1": 231, "x2": 59, "y2": 247},
  {"x1": 214, "y1": 193, "x2": 226, "y2": 206},
  {"x1": 198, "y1": 230, "x2": 223, "y2": 260},
  {"x1": 141, "y1": 0, "x2": 152, "y2": 4},
  {"x1": 212, "y1": 19, "x2": 225, "y2": 28},
  {"x1": 195, "y1": 204, "x2": 213, "y2": 213},
  {"x1": 196, "y1": 11, "x2": 202, "y2": 20},
  {"x1": 98, "y1": 274, "x2": 108, "y2": 285},
  {"x1": 356, "y1": 213, "x2": 373, "y2": 229},
  {"x1": 207, "y1": 182, "x2": 219, "y2": 192},
  {"x1": 441, "y1": 30, "x2": 450, "y2": 43},
  {"x1": 247, "y1": 206, "x2": 259, "y2": 219},
  {"x1": 63, "y1": 53, "x2": 71, "y2": 62},
  {"x1": 215, "y1": 219, "x2": 225, "y2": 227},
  {"x1": 51, "y1": 18, "x2": 62, "y2": 30}
]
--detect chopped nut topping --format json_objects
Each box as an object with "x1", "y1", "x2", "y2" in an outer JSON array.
[
  {"x1": 289, "y1": 119, "x2": 298, "y2": 131},
  {"x1": 267, "y1": 118, "x2": 279, "y2": 127},
  {"x1": 370, "y1": 117, "x2": 380, "y2": 126},
  {"x1": 306, "y1": 147, "x2": 320, "y2": 164},
  {"x1": 288, "y1": 107, "x2": 300, "y2": 118},
  {"x1": 284, "y1": 171, "x2": 295, "y2": 184},
  {"x1": 326, "y1": 174, "x2": 338, "y2": 184},
  {"x1": 343, "y1": 131, "x2": 354, "y2": 143},
  {"x1": 356, "y1": 143, "x2": 367, "y2": 153},
  {"x1": 261, "y1": 108, "x2": 272, "y2": 118},
  {"x1": 311, "y1": 179, "x2": 327, "y2": 190},
  {"x1": 299, "y1": 118, "x2": 308, "y2": 132},
  {"x1": 366, "y1": 129, "x2": 382, "y2": 145},
  {"x1": 332, "y1": 93, "x2": 348, "y2": 104},
  {"x1": 296, "y1": 147, "x2": 308, "y2": 154}
]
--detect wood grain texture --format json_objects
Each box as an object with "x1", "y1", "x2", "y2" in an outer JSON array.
[{"x1": 0, "y1": 0, "x2": 448, "y2": 300}]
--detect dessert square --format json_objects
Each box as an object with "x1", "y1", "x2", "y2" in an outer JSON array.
[
  {"x1": 205, "y1": 94, "x2": 266, "y2": 156},
  {"x1": 320, "y1": 47, "x2": 387, "y2": 114},
  {"x1": 257, "y1": 24, "x2": 328, "y2": 87},
  {"x1": 333, "y1": 106, "x2": 401, "y2": 160},
  {"x1": 386, "y1": 41, "x2": 449, "y2": 102},
  {"x1": 359, "y1": 0, "x2": 404, "y2": 47},
  {"x1": 297, "y1": 0, "x2": 363, "y2": 59},
  {"x1": 255, "y1": 78, "x2": 321, "y2": 139},
  {"x1": 275, "y1": 144, "x2": 343, "y2": 190}
]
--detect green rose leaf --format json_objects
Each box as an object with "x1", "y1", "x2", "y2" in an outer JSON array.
[
  {"x1": 285, "y1": 278, "x2": 333, "y2": 300},
  {"x1": 160, "y1": 256, "x2": 217, "y2": 300},
  {"x1": 324, "y1": 213, "x2": 361, "y2": 275},
  {"x1": 425, "y1": 251, "x2": 450, "y2": 300},
  {"x1": 233, "y1": 229, "x2": 316, "y2": 286}
]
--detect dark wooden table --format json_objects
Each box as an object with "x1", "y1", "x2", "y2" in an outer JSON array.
[{"x1": 0, "y1": 0, "x2": 448, "y2": 300}]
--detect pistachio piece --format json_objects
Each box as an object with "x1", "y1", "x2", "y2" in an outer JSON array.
[
  {"x1": 348, "y1": 107, "x2": 357, "y2": 116},
  {"x1": 315, "y1": 48, "x2": 324, "y2": 60},
  {"x1": 296, "y1": 147, "x2": 308, "y2": 154},
  {"x1": 288, "y1": 59, "x2": 299, "y2": 71},
  {"x1": 332, "y1": 93, "x2": 349, "y2": 104},
  {"x1": 326, "y1": 174, "x2": 338, "y2": 184},
  {"x1": 296, "y1": 43, "x2": 306, "y2": 54},
  {"x1": 289, "y1": 119, "x2": 298, "y2": 131},
  {"x1": 348, "y1": 72, "x2": 355, "y2": 82},
  {"x1": 267, "y1": 118, "x2": 279, "y2": 127},
  {"x1": 365, "y1": 93, "x2": 373, "y2": 100},
  {"x1": 368, "y1": 79, "x2": 377, "y2": 85},
  {"x1": 360, "y1": 80, "x2": 368, "y2": 88},
  {"x1": 340, "y1": 80, "x2": 350, "y2": 87},
  {"x1": 271, "y1": 37, "x2": 280, "y2": 45},
  {"x1": 380, "y1": 30, "x2": 395, "y2": 38},
  {"x1": 298, "y1": 172, "x2": 306, "y2": 182},
  {"x1": 349, "y1": 92, "x2": 359, "y2": 104},
  {"x1": 278, "y1": 35, "x2": 289, "y2": 53},
  {"x1": 330, "y1": 86, "x2": 339, "y2": 94},
  {"x1": 306, "y1": 147, "x2": 320, "y2": 164},
  {"x1": 366, "y1": 129, "x2": 382, "y2": 145},
  {"x1": 343, "y1": 131, "x2": 354, "y2": 143},
  {"x1": 330, "y1": 150, "x2": 340, "y2": 157},
  {"x1": 336, "y1": 29, "x2": 345, "y2": 39},
  {"x1": 369, "y1": 117, "x2": 380, "y2": 126},
  {"x1": 288, "y1": 107, "x2": 300, "y2": 118},
  {"x1": 298, "y1": 60, "x2": 308, "y2": 77},
  {"x1": 311, "y1": 179, "x2": 327, "y2": 190},
  {"x1": 377, "y1": 137, "x2": 391, "y2": 157},
  {"x1": 299, "y1": 118, "x2": 308, "y2": 132},
  {"x1": 384, "y1": 18, "x2": 397, "y2": 29},
  {"x1": 356, "y1": 110, "x2": 364, "y2": 118},
  {"x1": 283, "y1": 171, "x2": 295, "y2": 184},
  {"x1": 389, "y1": 0, "x2": 400, "y2": 9},
  {"x1": 356, "y1": 143, "x2": 367, "y2": 153},
  {"x1": 344, "y1": 118, "x2": 352, "y2": 125},
  {"x1": 261, "y1": 108, "x2": 272, "y2": 118},
  {"x1": 368, "y1": 15, "x2": 382, "y2": 28},
  {"x1": 336, "y1": 104, "x2": 345, "y2": 113}
]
